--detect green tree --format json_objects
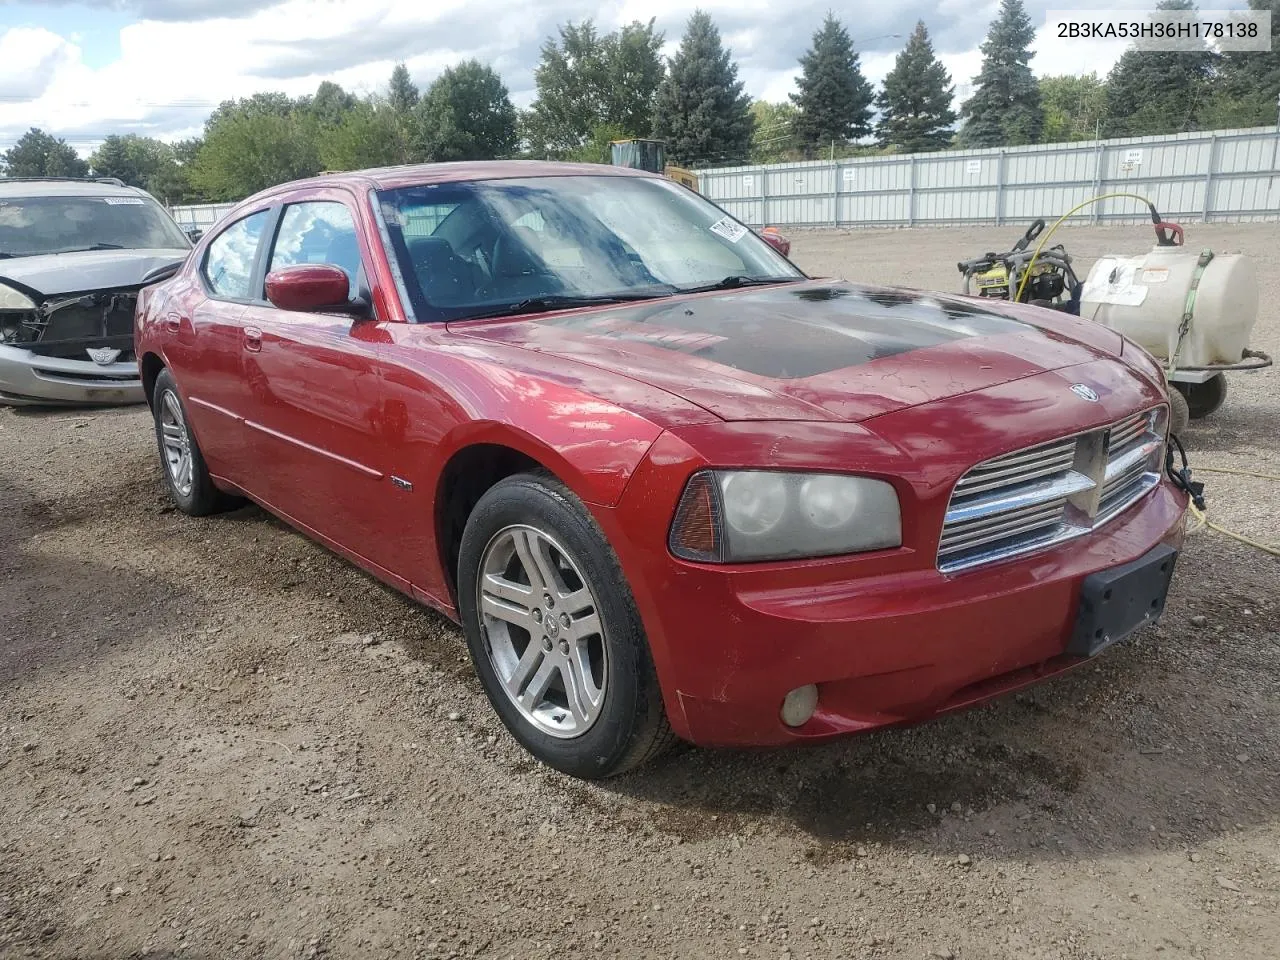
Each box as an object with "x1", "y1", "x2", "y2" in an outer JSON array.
[
  {"x1": 1, "y1": 128, "x2": 89, "y2": 178},
  {"x1": 321, "y1": 101, "x2": 410, "y2": 171},
  {"x1": 1038, "y1": 73, "x2": 1107, "y2": 142},
  {"x1": 790, "y1": 13, "x2": 874, "y2": 157},
  {"x1": 89, "y1": 134, "x2": 195, "y2": 203},
  {"x1": 958, "y1": 0, "x2": 1043, "y2": 147},
  {"x1": 388, "y1": 63, "x2": 420, "y2": 114},
  {"x1": 303, "y1": 81, "x2": 358, "y2": 128},
  {"x1": 749, "y1": 101, "x2": 798, "y2": 163},
  {"x1": 1103, "y1": 0, "x2": 1217, "y2": 137},
  {"x1": 875, "y1": 21, "x2": 956, "y2": 153},
  {"x1": 523, "y1": 20, "x2": 665, "y2": 157},
  {"x1": 414, "y1": 60, "x2": 518, "y2": 162},
  {"x1": 653, "y1": 11, "x2": 753, "y2": 166},
  {"x1": 1202, "y1": 0, "x2": 1279, "y2": 127},
  {"x1": 190, "y1": 100, "x2": 321, "y2": 201}
]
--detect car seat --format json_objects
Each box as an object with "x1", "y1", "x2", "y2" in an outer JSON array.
[
  {"x1": 406, "y1": 236, "x2": 475, "y2": 306},
  {"x1": 490, "y1": 226, "x2": 555, "y2": 299}
]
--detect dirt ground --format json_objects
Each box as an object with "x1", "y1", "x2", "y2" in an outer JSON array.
[{"x1": 2, "y1": 223, "x2": 1277, "y2": 960}]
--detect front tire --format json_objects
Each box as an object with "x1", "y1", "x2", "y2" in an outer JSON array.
[
  {"x1": 151, "y1": 368, "x2": 240, "y2": 516},
  {"x1": 1178, "y1": 373, "x2": 1227, "y2": 420},
  {"x1": 457, "y1": 473, "x2": 673, "y2": 779}
]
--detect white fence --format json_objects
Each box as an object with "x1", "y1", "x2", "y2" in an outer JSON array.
[
  {"x1": 699, "y1": 126, "x2": 1280, "y2": 228},
  {"x1": 167, "y1": 126, "x2": 1280, "y2": 232}
]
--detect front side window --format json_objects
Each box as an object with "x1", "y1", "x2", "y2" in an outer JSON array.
[
  {"x1": 0, "y1": 194, "x2": 191, "y2": 259},
  {"x1": 203, "y1": 210, "x2": 270, "y2": 300},
  {"x1": 376, "y1": 175, "x2": 802, "y2": 322},
  {"x1": 268, "y1": 201, "x2": 362, "y2": 298}
]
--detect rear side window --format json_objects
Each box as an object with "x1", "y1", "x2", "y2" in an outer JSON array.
[
  {"x1": 269, "y1": 202, "x2": 361, "y2": 297},
  {"x1": 203, "y1": 211, "x2": 270, "y2": 300}
]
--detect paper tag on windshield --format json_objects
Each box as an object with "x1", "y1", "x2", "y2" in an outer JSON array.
[
  {"x1": 103, "y1": 197, "x2": 145, "y2": 205},
  {"x1": 709, "y1": 217, "x2": 748, "y2": 244}
]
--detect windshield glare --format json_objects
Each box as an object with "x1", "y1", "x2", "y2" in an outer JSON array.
[
  {"x1": 376, "y1": 175, "x2": 803, "y2": 321},
  {"x1": 0, "y1": 194, "x2": 191, "y2": 258}
]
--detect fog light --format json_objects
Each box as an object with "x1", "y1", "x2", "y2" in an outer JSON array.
[{"x1": 780, "y1": 684, "x2": 818, "y2": 728}]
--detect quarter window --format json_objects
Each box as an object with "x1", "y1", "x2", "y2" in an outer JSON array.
[
  {"x1": 269, "y1": 202, "x2": 362, "y2": 298},
  {"x1": 203, "y1": 211, "x2": 270, "y2": 300}
]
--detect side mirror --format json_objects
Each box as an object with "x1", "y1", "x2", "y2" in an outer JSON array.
[
  {"x1": 265, "y1": 263, "x2": 367, "y2": 316},
  {"x1": 758, "y1": 227, "x2": 791, "y2": 257},
  {"x1": 184, "y1": 227, "x2": 203, "y2": 244}
]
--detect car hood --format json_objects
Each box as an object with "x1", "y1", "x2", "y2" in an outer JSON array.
[
  {"x1": 0, "y1": 248, "x2": 190, "y2": 297},
  {"x1": 449, "y1": 280, "x2": 1129, "y2": 423}
]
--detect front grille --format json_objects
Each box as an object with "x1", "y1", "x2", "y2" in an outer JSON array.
[{"x1": 939, "y1": 407, "x2": 1167, "y2": 574}]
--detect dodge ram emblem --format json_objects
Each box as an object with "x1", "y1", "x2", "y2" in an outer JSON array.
[
  {"x1": 1070, "y1": 383, "x2": 1099, "y2": 402},
  {"x1": 87, "y1": 347, "x2": 122, "y2": 366}
]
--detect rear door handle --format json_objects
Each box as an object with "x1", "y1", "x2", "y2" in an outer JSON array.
[
  {"x1": 164, "y1": 314, "x2": 181, "y2": 334},
  {"x1": 243, "y1": 326, "x2": 263, "y2": 353}
]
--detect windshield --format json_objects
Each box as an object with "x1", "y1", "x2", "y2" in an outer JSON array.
[
  {"x1": 0, "y1": 194, "x2": 191, "y2": 259},
  {"x1": 375, "y1": 175, "x2": 804, "y2": 322}
]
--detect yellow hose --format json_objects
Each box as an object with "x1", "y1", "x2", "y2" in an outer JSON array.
[
  {"x1": 1187, "y1": 502, "x2": 1280, "y2": 557},
  {"x1": 1013, "y1": 192, "x2": 1162, "y2": 304}
]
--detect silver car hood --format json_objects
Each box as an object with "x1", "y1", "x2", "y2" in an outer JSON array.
[{"x1": 0, "y1": 248, "x2": 190, "y2": 297}]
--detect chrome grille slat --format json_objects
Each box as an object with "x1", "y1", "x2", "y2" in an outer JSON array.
[
  {"x1": 938, "y1": 406, "x2": 1166, "y2": 574},
  {"x1": 952, "y1": 450, "x2": 1078, "y2": 497},
  {"x1": 938, "y1": 503, "x2": 1067, "y2": 555}
]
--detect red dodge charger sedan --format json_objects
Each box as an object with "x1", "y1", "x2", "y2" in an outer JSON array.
[{"x1": 136, "y1": 162, "x2": 1186, "y2": 778}]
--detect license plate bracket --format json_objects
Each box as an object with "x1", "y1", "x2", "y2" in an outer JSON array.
[{"x1": 1067, "y1": 544, "x2": 1178, "y2": 658}]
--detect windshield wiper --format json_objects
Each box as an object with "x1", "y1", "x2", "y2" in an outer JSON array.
[
  {"x1": 462, "y1": 292, "x2": 669, "y2": 321},
  {"x1": 0, "y1": 252, "x2": 14, "y2": 260},
  {"x1": 677, "y1": 275, "x2": 803, "y2": 295},
  {"x1": 57, "y1": 243, "x2": 126, "y2": 253}
]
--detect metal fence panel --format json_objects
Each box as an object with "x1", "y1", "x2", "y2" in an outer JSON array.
[
  {"x1": 696, "y1": 126, "x2": 1280, "y2": 228},
  {"x1": 168, "y1": 127, "x2": 1280, "y2": 234}
]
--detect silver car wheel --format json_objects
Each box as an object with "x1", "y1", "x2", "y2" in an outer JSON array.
[
  {"x1": 477, "y1": 524, "x2": 608, "y2": 739},
  {"x1": 159, "y1": 389, "x2": 194, "y2": 498}
]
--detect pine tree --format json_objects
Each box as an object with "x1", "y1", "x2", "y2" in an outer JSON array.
[
  {"x1": 875, "y1": 22, "x2": 956, "y2": 153},
  {"x1": 1199, "y1": 0, "x2": 1277, "y2": 127},
  {"x1": 789, "y1": 13, "x2": 874, "y2": 157},
  {"x1": 1, "y1": 128, "x2": 89, "y2": 178},
  {"x1": 388, "y1": 63, "x2": 420, "y2": 114},
  {"x1": 1103, "y1": 0, "x2": 1217, "y2": 137},
  {"x1": 652, "y1": 11, "x2": 753, "y2": 166},
  {"x1": 958, "y1": 0, "x2": 1043, "y2": 147}
]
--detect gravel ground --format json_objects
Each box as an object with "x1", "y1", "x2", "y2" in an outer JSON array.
[{"x1": 2, "y1": 223, "x2": 1277, "y2": 960}]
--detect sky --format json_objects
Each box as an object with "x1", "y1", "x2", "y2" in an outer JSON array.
[{"x1": 0, "y1": 0, "x2": 1254, "y2": 156}]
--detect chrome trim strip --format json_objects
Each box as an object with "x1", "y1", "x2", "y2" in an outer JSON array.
[{"x1": 945, "y1": 470, "x2": 1094, "y2": 524}]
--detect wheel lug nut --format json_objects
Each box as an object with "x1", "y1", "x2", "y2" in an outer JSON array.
[
  {"x1": 559, "y1": 639, "x2": 570, "y2": 655},
  {"x1": 559, "y1": 613, "x2": 571, "y2": 629},
  {"x1": 542, "y1": 636, "x2": 552, "y2": 652},
  {"x1": 544, "y1": 594, "x2": 555, "y2": 609},
  {"x1": 532, "y1": 608, "x2": 543, "y2": 623}
]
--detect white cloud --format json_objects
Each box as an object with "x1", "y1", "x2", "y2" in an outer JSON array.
[{"x1": 0, "y1": 0, "x2": 1193, "y2": 155}]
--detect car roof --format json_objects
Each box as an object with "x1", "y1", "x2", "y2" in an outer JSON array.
[
  {"x1": 0, "y1": 178, "x2": 151, "y2": 199},
  {"x1": 251, "y1": 160, "x2": 660, "y2": 199}
]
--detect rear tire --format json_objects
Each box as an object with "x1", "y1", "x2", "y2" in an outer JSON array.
[
  {"x1": 151, "y1": 368, "x2": 240, "y2": 516},
  {"x1": 1179, "y1": 374, "x2": 1227, "y2": 420},
  {"x1": 456, "y1": 472, "x2": 674, "y2": 779}
]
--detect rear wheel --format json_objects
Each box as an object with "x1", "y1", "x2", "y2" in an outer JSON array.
[
  {"x1": 456, "y1": 473, "x2": 673, "y2": 778},
  {"x1": 151, "y1": 368, "x2": 240, "y2": 516},
  {"x1": 1178, "y1": 374, "x2": 1228, "y2": 420}
]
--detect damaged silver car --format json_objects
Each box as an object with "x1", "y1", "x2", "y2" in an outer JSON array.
[{"x1": 0, "y1": 177, "x2": 192, "y2": 406}]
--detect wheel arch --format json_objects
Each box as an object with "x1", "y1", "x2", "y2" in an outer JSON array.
[{"x1": 139, "y1": 351, "x2": 166, "y2": 410}]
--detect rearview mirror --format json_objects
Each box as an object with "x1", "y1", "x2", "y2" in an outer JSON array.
[{"x1": 265, "y1": 263, "x2": 367, "y2": 317}]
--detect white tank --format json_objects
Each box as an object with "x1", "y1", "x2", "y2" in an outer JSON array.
[{"x1": 1080, "y1": 246, "x2": 1258, "y2": 368}]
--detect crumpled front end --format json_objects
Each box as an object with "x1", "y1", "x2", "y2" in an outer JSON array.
[{"x1": 0, "y1": 284, "x2": 144, "y2": 406}]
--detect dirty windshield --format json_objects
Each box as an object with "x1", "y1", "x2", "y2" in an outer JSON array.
[
  {"x1": 376, "y1": 174, "x2": 803, "y2": 322},
  {"x1": 0, "y1": 194, "x2": 191, "y2": 259}
]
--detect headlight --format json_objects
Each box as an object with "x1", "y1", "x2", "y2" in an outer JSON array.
[
  {"x1": 670, "y1": 469, "x2": 902, "y2": 563},
  {"x1": 0, "y1": 283, "x2": 36, "y2": 311}
]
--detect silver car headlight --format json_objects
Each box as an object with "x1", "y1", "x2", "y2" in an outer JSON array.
[
  {"x1": 670, "y1": 469, "x2": 902, "y2": 563},
  {"x1": 0, "y1": 282, "x2": 36, "y2": 311}
]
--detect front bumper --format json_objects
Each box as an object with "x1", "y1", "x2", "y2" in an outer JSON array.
[
  {"x1": 600, "y1": 472, "x2": 1187, "y2": 749},
  {"x1": 0, "y1": 344, "x2": 144, "y2": 406}
]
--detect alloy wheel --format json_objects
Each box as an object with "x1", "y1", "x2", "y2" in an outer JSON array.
[
  {"x1": 477, "y1": 524, "x2": 608, "y2": 739},
  {"x1": 159, "y1": 389, "x2": 194, "y2": 498}
]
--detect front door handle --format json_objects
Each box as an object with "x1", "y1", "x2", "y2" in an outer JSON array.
[{"x1": 243, "y1": 326, "x2": 263, "y2": 353}]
